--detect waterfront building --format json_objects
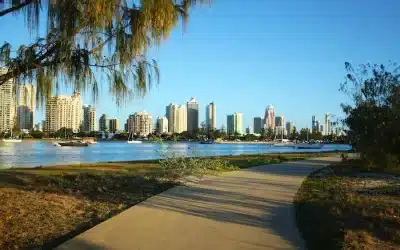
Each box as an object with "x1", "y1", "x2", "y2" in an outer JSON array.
[
  {"x1": 109, "y1": 118, "x2": 119, "y2": 133},
  {"x1": 45, "y1": 91, "x2": 83, "y2": 133},
  {"x1": 253, "y1": 117, "x2": 263, "y2": 134},
  {"x1": 264, "y1": 105, "x2": 275, "y2": 130},
  {"x1": 206, "y1": 102, "x2": 217, "y2": 131},
  {"x1": 227, "y1": 112, "x2": 243, "y2": 135},
  {"x1": 99, "y1": 114, "x2": 109, "y2": 132},
  {"x1": 0, "y1": 67, "x2": 16, "y2": 132},
  {"x1": 132, "y1": 111, "x2": 152, "y2": 136},
  {"x1": 324, "y1": 113, "x2": 331, "y2": 135},
  {"x1": 83, "y1": 105, "x2": 96, "y2": 132},
  {"x1": 312, "y1": 115, "x2": 316, "y2": 132},
  {"x1": 157, "y1": 116, "x2": 168, "y2": 134},
  {"x1": 316, "y1": 120, "x2": 321, "y2": 133},
  {"x1": 17, "y1": 84, "x2": 35, "y2": 130},
  {"x1": 187, "y1": 97, "x2": 199, "y2": 135},
  {"x1": 166, "y1": 104, "x2": 187, "y2": 133},
  {"x1": 286, "y1": 121, "x2": 295, "y2": 136}
]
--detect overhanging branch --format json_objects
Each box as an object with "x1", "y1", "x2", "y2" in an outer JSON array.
[{"x1": 0, "y1": 0, "x2": 36, "y2": 17}]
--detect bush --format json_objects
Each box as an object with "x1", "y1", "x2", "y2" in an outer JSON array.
[{"x1": 157, "y1": 144, "x2": 237, "y2": 181}]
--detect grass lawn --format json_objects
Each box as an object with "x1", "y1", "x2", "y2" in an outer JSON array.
[
  {"x1": 295, "y1": 159, "x2": 400, "y2": 250},
  {"x1": 0, "y1": 152, "x2": 336, "y2": 249}
]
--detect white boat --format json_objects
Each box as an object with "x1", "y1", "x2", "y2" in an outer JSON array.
[
  {"x1": 2, "y1": 138, "x2": 22, "y2": 143},
  {"x1": 1, "y1": 128, "x2": 22, "y2": 143},
  {"x1": 127, "y1": 140, "x2": 142, "y2": 144},
  {"x1": 127, "y1": 132, "x2": 142, "y2": 144}
]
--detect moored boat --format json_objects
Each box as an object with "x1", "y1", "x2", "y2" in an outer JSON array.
[{"x1": 58, "y1": 141, "x2": 89, "y2": 147}]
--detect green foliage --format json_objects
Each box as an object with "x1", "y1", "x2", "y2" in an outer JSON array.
[
  {"x1": 157, "y1": 145, "x2": 237, "y2": 181},
  {"x1": 341, "y1": 62, "x2": 400, "y2": 169},
  {"x1": 0, "y1": 0, "x2": 207, "y2": 105},
  {"x1": 29, "y1": 131, "x2": 44, "y2": 139}
]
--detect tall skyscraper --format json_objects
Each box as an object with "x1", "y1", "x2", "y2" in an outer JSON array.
[
  {"x1": 324, "y1": 113, "x2": 331, "y2": 136},
  {"x1": 312, "y1": 115, "x2": 316, "y2": 132},
  {"x1": 316, "y1": 120, "x2": 321, "y2": 133},
  {"x1": 109, "y1": 119, "x2": 119, "y2": 133},
  {"x1": 253, "y1": 117, "x2": 263, "y2": 134},
  {"x1": 275, "y1": 116, "x2": 285, "y2": 135},
  {"x1": 157, "y1": 116, "x2": 168, "y2": 134},
  {"x1": 286, "y1": 121, "x2": 295, "y2": 136},
  {"x1": 0, "y1": 67, "x2": 15, "y2": 132},
  {"x1": 17, "y1": 84, "x2": 35, "y2": 130},
  {"x1": 187, "y1": 97, "x2": 199, "y2": 135},
  {"x1": 320, "y1": 125, "x2": 324, "y2": 134},
  {"x1": 166, "y1": 104, "x2": 187, "y2": 133},
  {"x1": 227, "y1": 112, "x2": 243, "y2": 135},
  {"x1": 83, "y1": 105, "x2": 96, "y2": 132},
  {"x1": 131, "y1": 111, "x2": 152, "y2": 136},
  {"x1": 206, "y1": 102, "x2": 217, "y2": 131},
  {"x1": 99, "y1": 114, "x2": 109, "y2": 132},
  {"x1": 45, "y1": 91, "x2": 83, "y2": 133},
  {"x1": 264, "y1": 105, "x2": 275, "y2": 130}
]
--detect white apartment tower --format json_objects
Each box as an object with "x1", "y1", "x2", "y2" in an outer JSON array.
[
  {"x1": 17, "y1": 84, "x2": 36, "y2": 130},
  {"x1": 0, "y1": 67, "x2": 16, "y2": 132},
  {"x1": 157, "y1": 116, "x2": 168, "y2": 134},
  {"x1": 132, "y1": 111, "x2": 153, "y2": 136},
  {"x1": 45, "y1": 91, "x2": 83, "y2": 132},
  {"x1": 166, "y1": 104, "x2": 187, "y2": 134},
  {"x1": 324, "y1": 113, "x2": 331, "y2": 136},
  {"x1": 206, "y1": 102, "x2": 216, "y2": 131}
]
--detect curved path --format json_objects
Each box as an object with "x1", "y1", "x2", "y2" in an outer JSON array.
[{"x1": 58, "y1": 157, "x2": 340, "y2": 250}]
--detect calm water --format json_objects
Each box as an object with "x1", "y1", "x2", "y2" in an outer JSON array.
[{"x1": 0, "y1": 141, "x2": 352, "y2": 168}]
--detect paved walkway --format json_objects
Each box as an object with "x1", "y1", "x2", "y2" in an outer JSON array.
[{"x1": 57, "y1": 157, "x2": 340, "y2": 250}]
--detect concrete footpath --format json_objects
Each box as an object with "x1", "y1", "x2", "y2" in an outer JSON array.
[{"x1": 57, "y1": 157, "x2": 340, "y2": 250}]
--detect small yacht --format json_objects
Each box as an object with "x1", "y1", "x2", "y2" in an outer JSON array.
[
  {"x1": 127, "y1": 132, "x2": 142, "y2": 144},
  {"x1": 2, "y1": 128, "x2": 22, "y2": 143}
]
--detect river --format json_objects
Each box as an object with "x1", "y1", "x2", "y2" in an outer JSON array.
[{"x1": 0, "y1": 141, "x2": 351, "y2": 168}]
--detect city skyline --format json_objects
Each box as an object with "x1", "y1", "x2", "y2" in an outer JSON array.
[{"x1": 3, "y1": 1, "x2": 396, "y2": 130}]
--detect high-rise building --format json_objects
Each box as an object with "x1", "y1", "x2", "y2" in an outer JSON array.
[
  {"x1": 0, "y1": 67, "x2": 16, "y2": 132},
  {"x1": 324, "y1": 113, "x2": 331, "y2": 135},
  {"x1": 17, "y1": 84, "x2": 35, "y2": 130},
  {"x1": 131, "y1": 111, "x2": 152, "y2": 136},
  {"x1": 316, "y1": 120, "x2": 321, "y2": 133},
  {"x1": 45, "y1": 91, "x2": 83, "y2": 133},
  {"x1": 157, "y1": 116, "x2": 168, "y2": 134},
  {"x1": 166, "y1": 104, "x2": 187, "y2": 133},
  {"x1": 275, "y1": 116, "x2": 284, "y2": 127},
  {"x1": 206, "y1": 102, "x2": 217, "y2": 131},
  {"x1": 99, "y1": 114, "x2": 109, "y2": 132},
  {"x1": 253, "y1": 117, "x2": 263, "y2": 134},
  {"x1": 227, "y1": 112, "x2": 243, "y2": 135},
  {"x1": 186, "y1": 98, "x2": 199, "y2": 135},
  {"x1": 126, "y1": 114, "x2": 135, "y2": 133},
  {"x1": 245, "y1": 126, "x2": 252, "y2": 134},
  {"x1": 109, "y1": 119, "x2": 119, "y2": 133},
  {"x1": 275, "y1": 115, "x2": 285, "y2": 135},
  {"x1": 312, "y1": 115, "x2": 316, "y2": 132},
  {"x1": 264, "y1": 105, "x2": 275, "y2": 130},
  {"x1": 83, "y1": 105, "x2": 96, "y2": 132},
  {"x1": 320, "y1": 125, "x2": 324, "y2": 133},
  {"x1": 286, "y1": 121, "x2": 295, "y2": 136}
]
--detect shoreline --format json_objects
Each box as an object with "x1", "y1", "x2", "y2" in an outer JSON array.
[{"x1": 32, "y1": 151, "x2": 350, "y2": 170}]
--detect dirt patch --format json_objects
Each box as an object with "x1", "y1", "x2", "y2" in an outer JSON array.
[{"x1": 295, "y1": 159, "x2": 400, "y2": 250}]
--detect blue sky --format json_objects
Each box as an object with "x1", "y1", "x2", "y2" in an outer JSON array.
[{"x1": 1, "y1": 0, "x2": 400, "y2": 130}]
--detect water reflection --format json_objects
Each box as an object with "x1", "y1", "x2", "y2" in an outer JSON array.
[{"x1": 0, "y1": 141, "x2": 352, "y2": 169}]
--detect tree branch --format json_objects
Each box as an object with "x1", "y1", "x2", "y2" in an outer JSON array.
[{"x1": 0, "y1": 0, "x2": 35, "y2": 17}]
